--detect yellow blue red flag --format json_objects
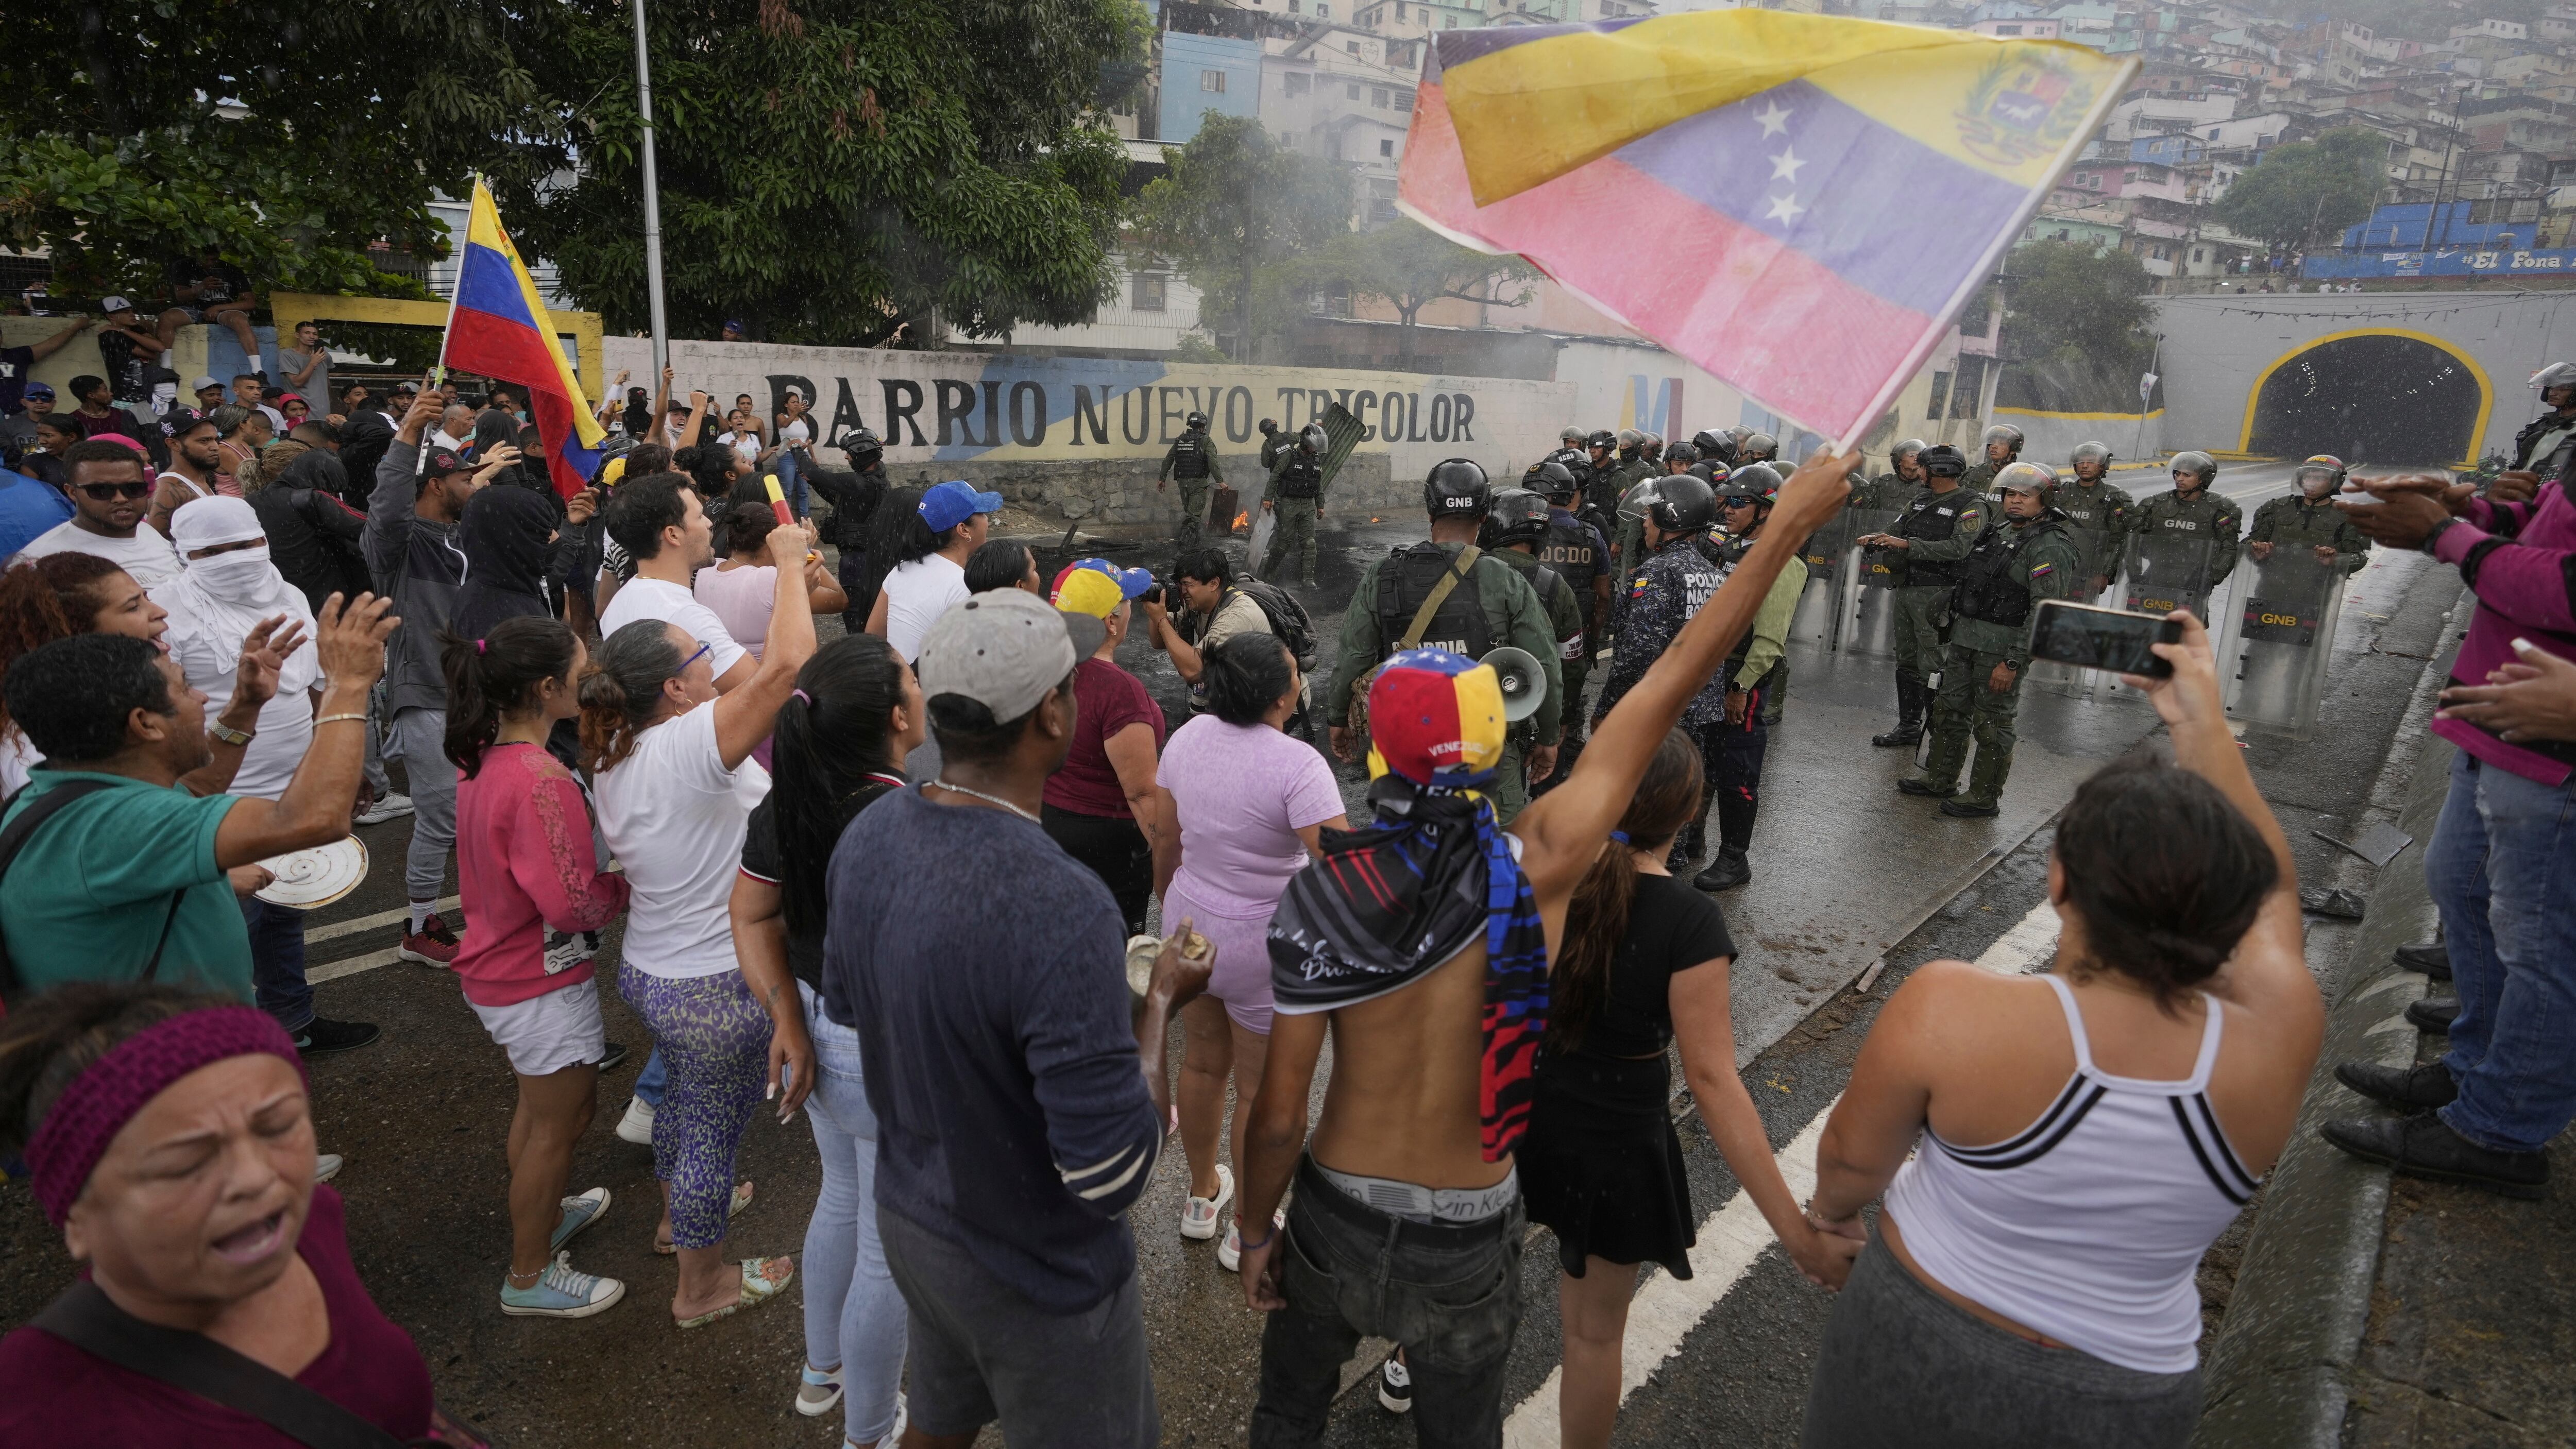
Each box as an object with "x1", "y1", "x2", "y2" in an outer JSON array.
[
  {"x1": 447, "y1": 179, "x2": 606, "y2": 496},
  {"x1": 1400, "y1": 15, "x2": 2134, "y2": 449}
]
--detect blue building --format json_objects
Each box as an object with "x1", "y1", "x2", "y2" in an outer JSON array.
[
  {"x1": 1158, "y1": 32, "x2": 1262, "y2": 144},
  {"x1": 2341, "y1": 203, "x2": 2539, "y2": 250}
]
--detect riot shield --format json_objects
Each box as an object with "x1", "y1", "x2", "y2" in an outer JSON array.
[
  {"x1": 2214, "y1": 543, "x2": 2346, "y2": 740},
  {"x1": 1790, "y1": 508, "x2": 1854, "y2": 645},
  {"x1": 2120, "y1": 532, "x2": 2225, "y2": 623},
  {"x1": 1838, "y1": 508, "x2": 1902, "y2": 657}
]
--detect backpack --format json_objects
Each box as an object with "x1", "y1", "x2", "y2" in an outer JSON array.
[{"x1": 1234, "y1": 579, "x2": 1319, "y2": 671}]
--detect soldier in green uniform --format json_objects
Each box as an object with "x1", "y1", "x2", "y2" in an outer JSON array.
[
  {"x1": 1483, "y1": 488, "x2": 1587, "y2": 808},
  {"x1": 1959, "y1": 422, "x2": 2023, "y2": 495},
  {"x1": 2054, "y1": 441, "x2": 2137, "y2": 598},
  {"x1": 1258, "y1": 417, "x2": 1293, "y2": 472},
  {"x1": 2127, "y1": 450, "x2": 2243, "y2": 608},
  {"x1": 1260, "y1": 422, "x2": 1329, "y2": 587},
  {"x1": 1854, "y1": 442, "x2": 1985, "y2": 747},
  {"x1": 1898, "y1": 462, "x2": 2084, "y2": 817},
  {"x1": 2247, "y1": 454, "x2": 2371, "y2": 579},
  {"x1": 1324, "y1": 459, "x2": 1563, "y2": 821},
  {"x1": 1849, "y1": 437, "x2": 1926, "y2": 510},
  {"x1": 1158, "y1": 409, "x2": 1224, "y2": 557}
]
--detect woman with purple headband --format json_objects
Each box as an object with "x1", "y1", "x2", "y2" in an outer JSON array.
[{"x1": 0, "y1": 985, "x2": 445, "y2": 1444}]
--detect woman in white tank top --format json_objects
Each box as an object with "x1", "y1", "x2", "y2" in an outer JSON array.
[{"x1": 1800, "y1": 611, "x2": 2325, "y2": 1449}]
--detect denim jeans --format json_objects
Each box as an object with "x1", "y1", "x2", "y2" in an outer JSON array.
[
  {"x1": 1250, "y1": 1156, "x2": 1525, "y2": 1449},
  {"x1": 775, "y1": 447, "x2": 809, "y2": 518},
  {"x1": 241, "y1": 897, "x2": 313, "y2": 1033},
  {"x1": 2428, "y1": 749, "x2": 2576, "y2": 1153},
  {"x1": 634, "y1": 1047, "x2": 668, "y2": 1107},
  {"x1": 796, "y1": 983, "x2": 907, "y2": 1446}
]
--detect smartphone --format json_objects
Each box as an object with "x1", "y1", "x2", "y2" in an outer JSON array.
[{"x1": 2028, "y1": 600, "x2": 2183, "y2": 678}]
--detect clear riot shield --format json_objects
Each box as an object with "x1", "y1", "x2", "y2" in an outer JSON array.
[
  {"x1": 2028, "y1": 519, "x2": 2117, "y2": 700},
  {"x1": 2214, "y1": 543, "x2": 2346, "y2": 740},
  {"x1": 1790, "y1": 508, "x2": 1854, "y2": 645},
  {"x1": 2120, "y1": 531, "x2": 2225, "y2": 624},
  {"x1": 1838, "y1": 508, "x2": 1902, "y2": 658}
]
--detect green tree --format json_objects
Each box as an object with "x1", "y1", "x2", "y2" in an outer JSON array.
[
  {"x1": 1130, "y1": 114, "x2": 1355, "y2": 362},
  {"x1": 1290, "y1": 219, "x2": 1540, "y2": 364},
  {"x1": 515, "y1": 0, "x2": 1146, "y2": 346},
  {"x1": 2213, "y1": 126, "x2": 2389, "y2": 251},
  {"x1": 1994, "y1": 239, "x2": 2156, "y2": 412}
]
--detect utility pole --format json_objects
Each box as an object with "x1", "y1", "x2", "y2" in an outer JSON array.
[{"x1": 633, "y1": 0, "x2": 669, "y2": 380}]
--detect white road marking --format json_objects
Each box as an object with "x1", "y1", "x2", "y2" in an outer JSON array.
[
  {"x1": 1970, "y1": 899, "x2": 2060, "y2": 975},
  {"x1": 301, "y1": 894, "x2": 462, "y2": 945},
  {"x1": 307, "y1": 947, "x2": 409, "y2": 985}
]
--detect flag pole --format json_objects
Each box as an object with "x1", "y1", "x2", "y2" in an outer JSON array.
[
  {"x1": 415, "y1": 175, "x2": 477, "y2": 480},
  {"x1": 633, "y1": 0, "x2": 669, "y2": 383}
]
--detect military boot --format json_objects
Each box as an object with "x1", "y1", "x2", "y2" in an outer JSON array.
[
  {"x1": 1871, "y1": 675, "x2": 1924, "y2": 747},
  {"x1": 1693, "y1": 846, "x2": 1751, "y2": 892},
  {"x1": 1941, "y1": 735, "x2": 2013, "y2": 818},
  {"x1": 1899, "y1": 720, "x2": 1970, "y2": 798}
]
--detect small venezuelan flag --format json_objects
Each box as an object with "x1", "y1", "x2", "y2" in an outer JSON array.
[
  {"x1": 447, "y1": 180, "x2": 607, "y2": 496},
  {"x1": 1401, "y1": 15, "x2": 2133, "y2": 450}
]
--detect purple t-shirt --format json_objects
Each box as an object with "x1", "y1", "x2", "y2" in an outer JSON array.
[{"x1": 1156, "y1": 713, "x2": 1344, "y2": 915}]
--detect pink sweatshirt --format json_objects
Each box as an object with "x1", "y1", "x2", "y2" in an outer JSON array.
[
  {"x1": 451, "y1": 743, "x2": 631, "y2": 1007},
  {"x1": 2430, "y1": 480, "x2": 2576, "y2": 786}
]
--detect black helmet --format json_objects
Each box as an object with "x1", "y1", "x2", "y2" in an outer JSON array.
[
  {"x1": 1529, "y1": 458, "x2": 1581, "y2": 502},
  {"x1": 1665, "y1": 439, "x2": 1701, "y2": 465},
  {"x1": 1259, "y1": 417, "x2": 1279, "y2": 434},
  {"x1": 839, "y1": 425, "x2": 884, "y2": 469},
  {"x1": 1185, "y1": 411, "x2": 1208, "y2": 430},
  {"x1": 1732, "y1": 461, "x2": 1783, "y2": 498},
  {"x1": 2171, "y1": 450, "x2": 2217, "y2": 486},
  {"x1": 1424, "y1": 458, "x2": 1492, "y2": 518},
  {"x1": 2070, "y1": 441, "x2": 2113, "y2": 477},
  {"x1": 1690, "y1": 428, "x2": 1735, "y2": 466},
  {"x1": 1980, "y1": 423, "x2": 2025, "y2": 458},
  {"x1": 1687, "y1": 461, "x2": 1718, "y2": 482},
  {"x1": 1484, "y1": 488, "x2": 1553, "y2": 548},
  {"x1": 1890, "y1": 437, "x2": 1928, "y2": 468},
  {"x1": 1739, "y1": 431, "x2": 1780, "y2": 463},
  {"x1": 1647, "y1": 473, "x2": 1718, "y2": 534},
  {"x1": 1585, "y1": 429, "x2": 1616, "y2": 452},
  {"x1": 1920, "y1": 444, "x2": 1969, "y2": 479}
]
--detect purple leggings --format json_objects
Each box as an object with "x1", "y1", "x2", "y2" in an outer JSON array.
[{"x1": 621, "y1": 963, "x2": 769, "y2": 1249}]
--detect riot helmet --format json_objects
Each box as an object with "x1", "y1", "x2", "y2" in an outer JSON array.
[
  {"x1": 1739, "y1": 431, "x2": 1780, "y2": 463},
  {"x1": 1641, "y1": 432, "x2": 1664, "y2": 459},
  {"x1": 2170, "y1": 450, "x2": 2217, "y2": 489},
  {"x1": 1890, "y1": 438, "x2": 1928, "y2": 476},
  {"x1": 1981, "y1": 423, "x2": 2025, "y2": 462},
  {"x1": 1919, "y1": 443, "x2": 1969, "y2": 480},
  {"x1": 1617, "y1": 477, "x2": 1660, "y2": 521},
  {"x1": 1690, "y1": 428, "x2": 1736, "y2": 467},
  {"x1": 1259, "y1": 418, "x2": 1279, "y2": 435},
  {"x1": 1665, "y1": 439, "x2": 1701, "y2": 466},
  {"x1": 1687, "y1": 462, "x2": 1718, "y2": 482},
  {"x1": 1646, "y1": 473, "x2": 1719, "y2": 535},
  {"x1": 1991, "y1": 461, "x2": 2056, "y2": 498},
  {"x1": 1299, "y1": 422, "x2": 1327, "y2": 452},
  {"x1": 1732, "y1": 461, "x2": 1783, "y2": 498},
  {"x1": 839, "y1": 425, "x2": 884, "y2": 469},
  {"x1": 1561, "y1": 425, "x2": 1588, "y2": 447},
  {"x1": 1185, "y1": 411, "x2": 1209, "y2": 431},
  {"x1": 1585, "y1": 429, "x2": 1617, "y2": 454},
  {"x1": 2294, "y1": 453, "x2": 2347, "y2": 497},
  {"x1": 1530, "y1": 458, "x2": 1582, "y2": 503},
  {"x1": 2069, "y1": 441, "x2": 2113, "y2": 481},
  {"x1": 1423, "y1": 457, "x2": 1492, "y2": 518},
  {"x1": 1615, "y1": 427, "x2": 1645, "y2": 453},
  {"x1": 2531, "y1": 362, "x2": 2576, "y2": 407},
  {"x1": 1484, "y1": 488, "x2": 1553, "y2": 548}
]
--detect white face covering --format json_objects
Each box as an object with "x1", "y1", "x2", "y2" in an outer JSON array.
[
  {"x1": 157, "y1": 497, "x2": 318, "y2": 696},
  {"x1": 183, "y1": 543, "x2": 281, "y2": 602}
]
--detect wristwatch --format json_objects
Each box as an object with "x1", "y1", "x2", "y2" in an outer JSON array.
[
  {"x1": 2421, "y1": 516, "x2": 2462, "y2": 557},
  {"x1": 208, "y1": 720, "x2": 255, "y2": 747}
]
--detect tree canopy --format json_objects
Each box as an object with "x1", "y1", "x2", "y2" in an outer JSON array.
[
  {"x1": 1993, "y1": 239, "x2": 2157, "y2": 413},
  {"x1": 1130, "y1": 114, "x2": 1354, "y2": 362},
  {"x1": 2212, "y1": 126, "x2": 2388, "y2": 251},
  {"x1": 1290, "y1": 219, "x2": 1539, "y2": 363}
]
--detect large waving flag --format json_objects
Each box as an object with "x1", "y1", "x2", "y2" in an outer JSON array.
[
  {"x1": 1402, "y1": 15, "x2": 2133, "y2": 449},
  {"x1": 447, "y1": 180, "x2": 606, "y2": 496}
]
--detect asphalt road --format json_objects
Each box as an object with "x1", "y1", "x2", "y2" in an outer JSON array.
[{"x1": 0, "y1": 456, "x2": 2457, "y2": 1447}]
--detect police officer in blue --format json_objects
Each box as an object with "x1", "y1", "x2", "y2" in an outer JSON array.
[
  {"x1": 1531, "y1": 459, "x2": 1611, "y2": 743},
  {"x1": 1592, "y1": 472, "x2": 1736, "y2": 877}
]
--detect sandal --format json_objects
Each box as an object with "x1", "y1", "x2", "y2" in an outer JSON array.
[
  {"x1": 654, "y1": 1181, "x2": 754, "y2": 1255},
  {"x1": 675, "y1": 1255, "x2": 795, "y2": 1329}
]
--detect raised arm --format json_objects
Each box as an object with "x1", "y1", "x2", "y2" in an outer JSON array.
[{"x1": 211, "y1": 595, "x2": 397, "y2": 868}]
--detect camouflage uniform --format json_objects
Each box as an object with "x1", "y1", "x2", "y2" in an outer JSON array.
[
  {"x1": 1906, "y1": 510, "x2": 2085, "y2": 813},
  {"x1": 1158, "y1": 425, "x2": 1224, "y2": 556},
  {"x1": 2126, "y1": 487, "x2": 2244, "y2": 606},
  {"x1": 2245, "y1": 495, "x2": 2371, "y2": 578}
]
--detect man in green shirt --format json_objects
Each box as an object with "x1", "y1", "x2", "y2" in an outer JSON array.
[
  {"x1": 0, "y1": 600, "x2": 393, "y2": 1001},
  {"x1": 2247, "y1": 454, "x2": 2372, "y2": 579},
  {"x1": 1898, "y1": 463, "x2": 2084, "y2": 818}
]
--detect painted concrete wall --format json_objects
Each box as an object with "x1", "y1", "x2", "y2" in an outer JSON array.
[
  {"x1": 2147, "y1": 291, "x2": 2576, "y2": 463},
  {"x1": 2, "y1": 318, "x2": 277, "y2": 420}
]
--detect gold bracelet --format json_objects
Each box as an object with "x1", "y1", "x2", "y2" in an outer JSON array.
[{"x1": 315, "y1": 713, "x2": 370, "y2": 726}]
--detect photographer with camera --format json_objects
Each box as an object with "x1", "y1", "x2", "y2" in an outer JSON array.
[{"x1": 1142, "y1": 548, "x2": 1273, "y2": 717}]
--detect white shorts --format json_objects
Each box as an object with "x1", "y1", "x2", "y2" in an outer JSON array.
[{"x1": 470, "y1": 978, "x2": 607, "y2": 1078}]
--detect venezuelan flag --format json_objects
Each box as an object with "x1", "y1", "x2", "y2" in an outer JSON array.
[
  {"x1": 447, "y1": 180, "x2": 606, "y2": 496},
  {"x1": 1401, "y1": 15, "x2": 2133, "y2": 450}
]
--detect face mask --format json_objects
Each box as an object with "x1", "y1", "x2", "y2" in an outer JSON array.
[{"x1": 187, "y1": 545, "x2": 278, "y2": 601}]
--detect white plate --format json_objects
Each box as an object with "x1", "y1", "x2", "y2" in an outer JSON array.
[{"x1": 254, "y1": 837, "x2": 368, "y2": 909}]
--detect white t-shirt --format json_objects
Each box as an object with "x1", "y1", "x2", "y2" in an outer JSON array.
[
  {"x1": 591, "y1": 706, "x2": 769, "y2": 978},
  {"x1": 155, "y1": 598, "x2": 317, "y2": 802},
  {"x1": 882, "y1": 554, "x2": 969, "y2": 662},
  {"x1": 599, "y1": 576, "x2": 748, "y2": 680},
  {"x1": 11, "y1": 521, "x2": 182, "y2": 590}
]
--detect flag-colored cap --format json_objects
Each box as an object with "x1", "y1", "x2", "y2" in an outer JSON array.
[{"x1": 1365, "y1": 649, "x2": 1509, "y2": 785}]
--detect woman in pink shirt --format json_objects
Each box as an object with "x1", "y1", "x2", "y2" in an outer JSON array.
[
  {"x1": 694, "y1": 502, "x2": 846, "y2": 665},
  {"x1": 443, "y1": 616, "x2": 634, "y2": 1319}
]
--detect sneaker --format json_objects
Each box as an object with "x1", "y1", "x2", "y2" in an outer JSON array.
[
  {"x1": 616, "y1": 1095, "x2": 656, "y2": 1145},
  {"x1": 2318, "y1": 1109, "x2": 2548, "y2": 1199},
  {"x1": 795, "y1": 1364, "x2": 843, "y2": 1418},
  {"x1": 1378, "y1": 1354, "x2": 1414, "y2": 1414},
  {"x1": 2405, "y1": 996, "x2": 2459, "y2": 1034},
  {"x1": 2335, "y1": 1059, "x2": 2459, "y2": 1111},
  {"x1": 313, "y1": 1152, "x2": 344, "y2": 1184},
  {"x1": 1216, "y1": 1208, "x2": 1282, "y2": 1272},
  {"x1": 598, "y1": 1039, "x2": 630, "y2": 1073},
  {"x1": 291, "y1": 1017, "x2": 381, "y2": 1056},
  {"x1": 500, "y1": 1252, "x2": 627, "y2": 1318},
  {"x1": 549, "y1": 1187, "x2": 612, "y2": 1253},
  {"x1": 396, "y1": 914, "x2": 461, "y2": 967},
  {"x1": 1181, "y1": 1164, "x2": 1235, "y2": 1241},
  {"x1": 354, "y1": 792, "x2": 414, "y2": 826}
]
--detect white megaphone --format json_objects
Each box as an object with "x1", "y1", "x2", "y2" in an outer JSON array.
[{"x1": 1482, "y1": 645, "x2": 1548, "y2": 723}]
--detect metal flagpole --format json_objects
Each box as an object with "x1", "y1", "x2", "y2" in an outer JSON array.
[
  {"x1": 633, "y1": 0, "x2": 669, "y2": 382},
  {"x1": 415, "y1": 173, "x2": 478, "y2": 480}
]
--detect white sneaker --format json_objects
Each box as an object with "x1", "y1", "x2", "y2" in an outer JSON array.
[
  {"x1": 1181, "y1": 1164, "x2": 1234, "y2": 1241},
  {"x1": 616, "y1": 1096, "x2": 655, "y2": 1145},
  {"x1": 354, "y1": 792, "x2": 413, "y2": 825},
  {"x1": 313, "y1": 1152, "x2": 344, "y2": 1184},
  {"x1": 1217, "y1": 1206, "x2": 1284, "y2": 1272}
]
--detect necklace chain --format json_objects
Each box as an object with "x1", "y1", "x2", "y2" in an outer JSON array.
[{"x1": 929, "y1": 778, "x2": 1041, "y2": 824}]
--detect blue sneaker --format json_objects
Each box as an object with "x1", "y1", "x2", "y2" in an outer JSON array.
[
  {"x1": 500, "y1": 1253, "x2": 625, "y2": 1319},
  {"x1": 549, "y1": 1187, "x2": 612, "y2": 1252}
]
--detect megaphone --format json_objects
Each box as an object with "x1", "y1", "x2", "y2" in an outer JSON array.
[{"x1": 1482, "y1": 646, "x2": 1548, "y2": 723}]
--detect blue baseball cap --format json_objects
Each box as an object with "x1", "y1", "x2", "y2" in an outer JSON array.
[
  {"x1": 919, "y1": 479, "x2": 1005, "y2": 533},
  {"x1": 21, "y1": 382, "x2": 53, "y2": 401},
  {"x1": 1058, "y1": 557, "x2": 1154, "y2": 603}
]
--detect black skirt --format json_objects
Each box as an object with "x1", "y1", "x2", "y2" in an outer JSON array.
[{"x1": 1518, "y1": 1050, "x2": 1696, "y2": 1278}]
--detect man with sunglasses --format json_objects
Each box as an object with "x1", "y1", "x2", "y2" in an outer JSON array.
[{"x1": 12, "y1": 438, "x2": 182, "y2": 588}]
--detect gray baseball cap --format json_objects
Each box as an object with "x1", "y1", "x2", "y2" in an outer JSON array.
[{"x1": 915, "y1": 589, "x2": 1099, "y2": 722}]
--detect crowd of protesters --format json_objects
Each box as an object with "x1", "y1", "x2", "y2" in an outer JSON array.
[{"x1": 0, "y1": 303, "x2": 2572, "y2": 1449}]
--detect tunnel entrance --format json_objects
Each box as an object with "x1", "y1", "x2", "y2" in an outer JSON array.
[{"x1": 2246, "y1": 333, "x2": 2486, "y2": 466}]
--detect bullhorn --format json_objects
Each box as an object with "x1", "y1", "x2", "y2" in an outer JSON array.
[{"x1": 1482, "y1": 646, "x2": 1547, "y2": 723}]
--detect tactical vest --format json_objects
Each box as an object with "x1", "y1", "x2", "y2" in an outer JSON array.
[
  {"x1": 1894, "y1": 489, "x2": 1974, "y2": 587},
  {"x1": 1535, "y1": 517, "x2": 1602, "y2": 595},
  {"x1": 1170, "y1": 432, "x2": 1212, "y2": 479},
  {"x1": 1277, "y1": 451, "x2": 1323, "y2": 499},
  {"x1": 1375, "y1": 543, "x2": 1496, "y2": 660},
  {"x1": 1952, "y1": 516, "x2": 2068, "y2": 628}
]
